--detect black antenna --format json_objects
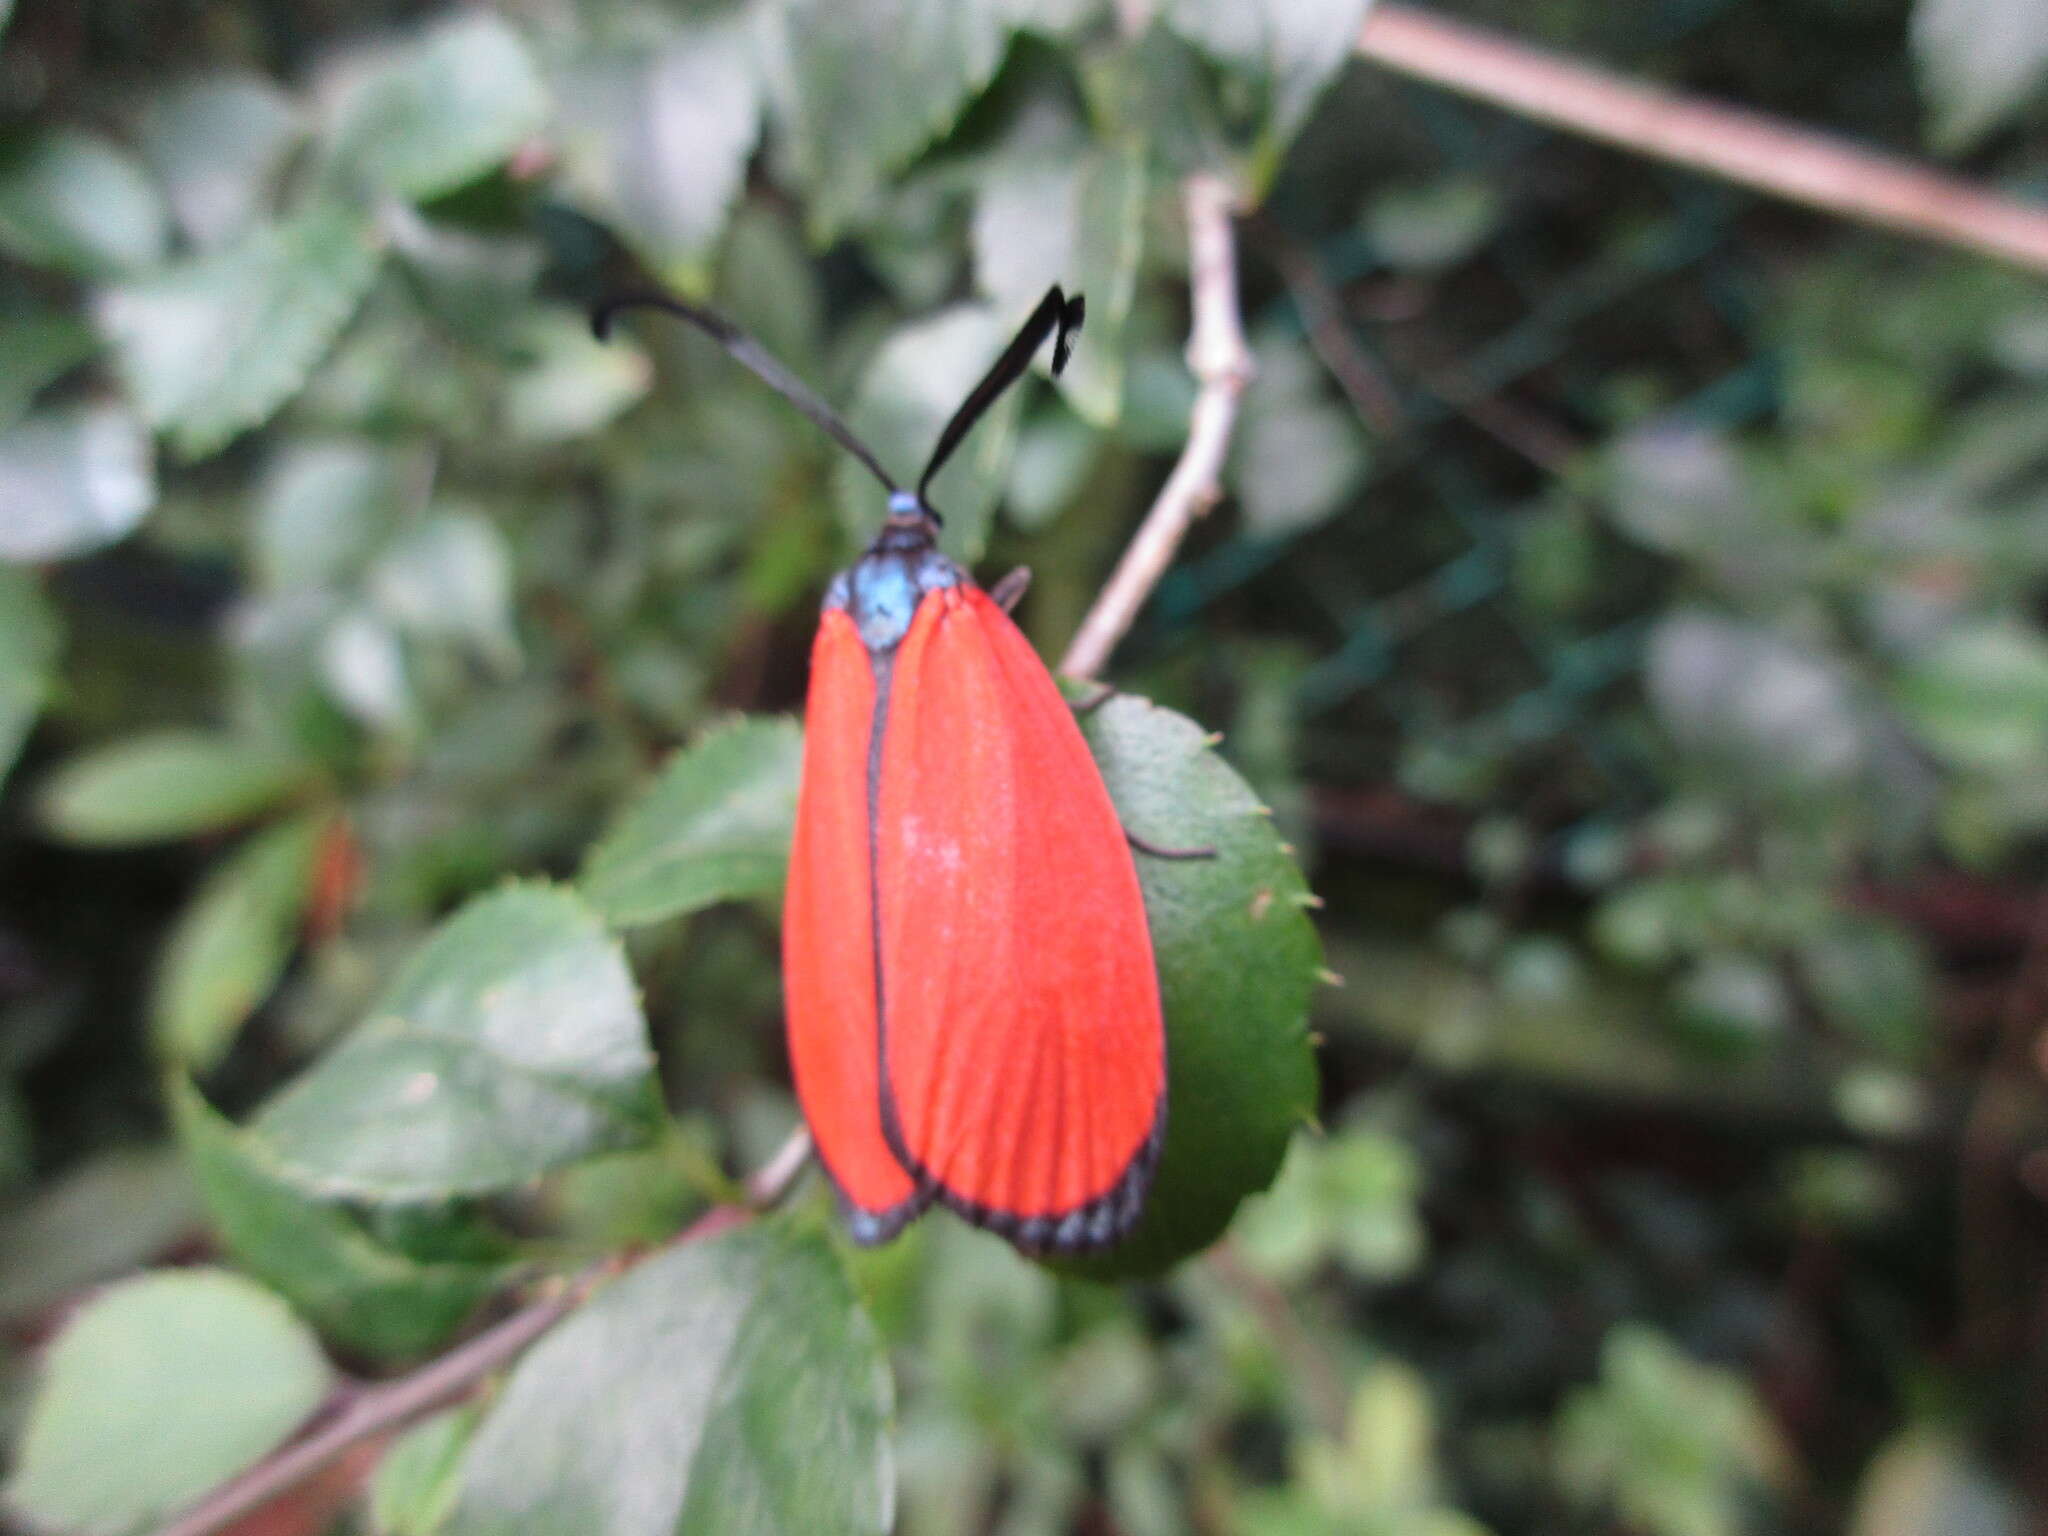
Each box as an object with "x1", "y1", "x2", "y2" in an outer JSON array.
[
  {"x1": 916, "y1": 285, "x2": 1085, "y2": 506},
  {"x1": 591, "y1": 291, "x2": 902, "y2": 497}
]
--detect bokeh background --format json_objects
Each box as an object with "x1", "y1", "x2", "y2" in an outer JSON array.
[{"x1": 2, "y1": 0, "x2": 2046, "y2": 1532}]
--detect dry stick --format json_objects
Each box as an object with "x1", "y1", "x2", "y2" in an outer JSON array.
[
  {"x1": 1254, "y1": 218, "x2": 1582, "y2": 474},
  {"x1": 1253, "y1": 217, "x2": 1408, "y2": 438},
  {"x1": 743, "y1": 1124, "x2": 815, "y2": 1209},
  {"x1": 1062, "y1": 174, "x2": 1255, "y2": 680},
  {"x1": 1358, "y1": 4, "x2": 2048, "y2": 276}
]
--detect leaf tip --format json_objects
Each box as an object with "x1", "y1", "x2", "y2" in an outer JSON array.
[{"x1": 1315, "y1": 966, "x2": 1344, "y2": 989}]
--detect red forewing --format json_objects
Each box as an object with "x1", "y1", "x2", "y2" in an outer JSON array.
[
  {"x1": 783, "y1": 609, "x2": 928, "y2": 1238},
  {"x1": 874, "y1": 586, "x2": 1165, "y2": 1252}
]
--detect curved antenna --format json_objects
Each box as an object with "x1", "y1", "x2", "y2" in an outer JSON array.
[
  {"x1": 916, "y1": 285, "x2": 1085, "y2": 506},
  {"x1": 591, "y1": 291, "x2": 902, "y2": 497}
]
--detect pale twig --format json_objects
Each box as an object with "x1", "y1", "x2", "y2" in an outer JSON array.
[
  {"x1": 1358, "y1": 4, "x2": 2048, "y2": 276},
  {"x1": 743, "y1": 1125, "x2": 815, "y2": 1208},
  {"x1": 1061, "y1": 174, "x2": 1254, "y2": 680}
]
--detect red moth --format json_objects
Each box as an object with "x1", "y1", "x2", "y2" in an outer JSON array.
[{"x1": 595, "y1": 287, "x2": 1164, "y2": 1255}]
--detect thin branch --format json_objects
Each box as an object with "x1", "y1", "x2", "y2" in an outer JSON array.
[
  {"x1": 1061, "y1": 174, "x2": 1254, "y2": 680},
  {"x1": 1253, "y1": 217, "x2": 1580, "y2": 473},
  {"x1": 743, "y1": 1125, "x2": 814, "y2": 1209},
  {"x1": 1205, "y1": 1239, "x2": 1349, "y2": 1436},
  {"x1": 1358, "y1": 4, "x2": 2048, "y2": 276},
  {"x1": 1252, "y1": 216, "x2": 1408, "y2": 437}
]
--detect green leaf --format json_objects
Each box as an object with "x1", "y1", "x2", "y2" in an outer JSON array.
[
  {"x1": 500, "y1": 309, "x2": 652, "y2": 445},
  {"x1": 385, "y1": 210, "x2": 546, "y2": 348},
  {"x1": 771, "y1": 0, "x2": 1015, "y2": 239},
  {"x1": 3, "y1": 1268, "x2": 330, "y2": 1536},
  {"x1": 1647, "y1": 610, "x2": 1867, "y2": 788},
  {"x1": 141, "y1": 75, "x2": 304, "y2": 248},
  {"x1": 373, "y1": 1406, "x2": 481, "y2": 1536},
  {"x1": 171, "y1": 1079, "x2": 506, "y2": 1360},
  {"x1": 0, "y1": 1147, "x2": 198, "y2": 1324},
  {"x1": 1897, "y1": 619, "x2": 2048, "y2": 772},
  {"x1": 446, "y1": 1219, "x2": 893, "y2": 1536},
  {"x1": 0, "y1": 310, "x2": 96, "y2": 429},
  {"x1": 1065, "y1": 692, "x2": 1321, "y2": 1278},
  {"x1": 0, "y1": 128, "x2": 168, "y2": 275},
  {"x1": 97, "y1": 200, "x2": 383, "y2": 459},
  {"x1": 1602, "y1": 424, "x2": 1812, "y2": 599},
  {"x1": 1672, "y1": 954, "x2": 1790, "y2": 1059},
  {"x1": 0, "y1": 404, "x2": 156, "y2": 562},
  {"x1": 1006, "y1": 407, "x2": 1101, "y2": 531},
  {"x1": 1555, "y1": 1325, "x2": 1783, "y2": 1536},
  {"x1": 319, "y1": 607, "x2": 415, "y2": 731},
  {"x1": 36, "y1": 729, "x2": 314, "y2": 846},
  {"x1": 717, "y1": 202, "x2": 826, "y2": 375},
  {"x1": 251, "y1": 883, "x2": 660, "y2": 1200},
  {"x1": 1232, "y1": 1126, "x2": 1425, "y2": 1285},
  {"x1": 1362, "y1": 175, "x2": 1502, "y2": 271},
  {"x1": 835, "y1": 305, "x2": 1020, "y2": 561},
  {"x1": 1165, "y1": 0, "x2": 1373, "y2": 179},
  {"x1": 557, "y1": 15, "x2": 763, "y2": 288},
  {"x1": 0, "y1": 566, "x2": 58, "y2": 791},
  {"x1": 1911, "y1": 0, "x2": 2048, "y2": 151},
  {"x1": 1847, "y1": 1429, "x2": 2023, "y2": 1536},
  {"x1": 1230, "y1": 325, "x2": 1369, "y2": 537},
  {"x1": 580, "y1": 717, "x2": 802, "y2": 930},
  {"x1": 1277, "y1": 1363, "x2": 1480, "y2": 1532},
  {"x1": 1799, "y1": 916, "x2": 1933, "y2": 1061},
  {"x1": 369, "y1": 510, "x2": 522, "y2": 673},
  {"x1": 152, "y1": 813, "x2": 325, "y2": 1071},
  {"x1": 325, "y1": 14, "x2": 550, "y2": 201},
  {"x1": 1080, "y1": 29, "x2": 1232, "y2": 181},
  {"x1": 252, "y1": 439, "x2": 412, "y2": 592}
]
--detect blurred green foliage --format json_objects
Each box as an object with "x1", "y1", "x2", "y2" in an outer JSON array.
[{"x1": 3, "y1": 0, "x2": 2048, "y2": 1532}]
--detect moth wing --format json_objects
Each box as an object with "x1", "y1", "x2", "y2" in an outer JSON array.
[
  {"x1": 875, "y1": 587, "x2": 1164, "y2": 1253},
  {"x1": 784, "y1": 608, "x2": 928, "y2": 1240}
]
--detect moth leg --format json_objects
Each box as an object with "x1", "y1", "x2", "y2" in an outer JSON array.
[
  {"x1": 988, "y1": 566, "x2": 1032, "y2": 613},
  {"x1": 1125, "y1": 828, "x2": 1217, "y2": 861}
]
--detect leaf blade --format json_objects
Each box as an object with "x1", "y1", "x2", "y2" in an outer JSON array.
[
  {"x1": 0, "y1": 404, "x2": 156, "y2": 562},
  {"x1": 251, "y1": 883, "x2": 660, "y2": 1200},
  {"x1": 1064, "y1": 692, "x2": 1322, "y2": 1277},
  {"x1": 446, "y1": 1219, "x2": 893, "y2": 1536},
  {"x1": 3, "y1": 1268, "x2": 330, "y2": 1536},
  {"x1": 97, "y1": 200, "x2": 382, "y2": 459},
  {"x1": 36, "y1": 729, "x2": 315, "y2": 846},
  {"x1": 580, "y1": 717, "x2": 802, "y2": 929},
  {"x1": 173, "y1": 1079, "x2": 506, "y2": 1360},
  {"x1": 324, "y1": 14, "x2": 551, "y2": 201},
  {"x1": 0, "y1": 566, "x2": 59, "y2": 792},
  {"x1": 152, "y1": 812, "x2": 326, "y2": 1071}
]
